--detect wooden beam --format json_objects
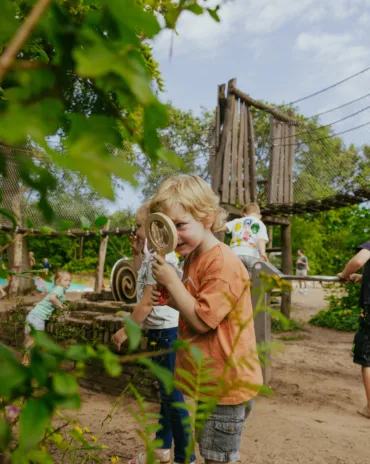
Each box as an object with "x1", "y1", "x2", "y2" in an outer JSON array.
[
  {"x1": 229, "y1": 86, "x2": 299, "y2": 124},
  {"x1": 262, "y1": 215, "x2": 290, "y2": 225},
  {"x1": 0, "y1": 226, "x2": 132, "y2": 236}
]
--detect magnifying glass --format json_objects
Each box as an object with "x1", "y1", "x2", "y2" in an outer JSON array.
[{"x1": 145, "y1": 213, "x2": 178, "y2": 304}]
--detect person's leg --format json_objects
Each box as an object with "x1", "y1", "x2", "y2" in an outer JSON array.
[
  {"x1": 362, "y1": 366, "x2": 370, "y2": 407},
  {"x1": 147, "y1": 328, "x2": 195, "y2": 464},
  {"x1": 198, "y1": 402, "x2": 253, "y2": 464},
  {"x1": 0, "y1": 286, "x2": 6, "y2": 299}
]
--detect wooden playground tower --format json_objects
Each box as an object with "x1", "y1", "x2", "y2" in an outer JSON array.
[{"x1": 210, "y1": 78, "x2": 298, "y2": 317}]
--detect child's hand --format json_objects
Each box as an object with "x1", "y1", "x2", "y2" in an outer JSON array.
[
  {"x1": 111, "y1": 328, "x2": 127, "y2": 352},
  {"x1": 350, "y1": 273, "x2": 362, "y2": 284},
  {"x1": 152, "y1": 254, "x2": 179, "y2": 287},
  {"x1": 130, "y1": 232, "x2": 143, "y2": 255},
  {"x1": 337, "y1": 272, "x2": 350, "y2": 283}
]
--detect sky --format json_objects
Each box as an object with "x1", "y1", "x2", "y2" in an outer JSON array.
[{"x1": 108, "y1": 0, "x2": 370, "y2": 213}]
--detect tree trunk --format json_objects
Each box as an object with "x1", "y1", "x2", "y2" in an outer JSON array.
[
  {"x1": 2, "y1": 147, "x2": 35, "y2": 296},
  {"x1": 7, "y1": 234, "x2": 36, "y2": 297}
]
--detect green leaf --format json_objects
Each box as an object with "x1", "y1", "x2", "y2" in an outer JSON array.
[
  {"x1": 59, "y1": 220, "x2": 75, "y2": 231},
  {"x1": 0, "y1": 417, "x2": 11, "y2": 451},
  {"x1": 0, "y1": 1, "x2": 18, "y2": 44},
  {"x1": 157, "y1": 148, "x2": 185, "y2": 169},
  {"x1": 186, "y1": 4, "x2": 203, "y2": 15},
  {"x1": 0, "y1": 345, "x2": 28, "y2": 397},
  {"x1": 97, "y1": 345, "x2": 122, "y2": 377},
  {"x1": 0, "y1": 209, "x2": 17, "y2": 229},
  {"x1": 95, "y1": 216, "x2": 108, "y2": 228},
  {"x1": 65, "y1": 344, "x2": 97, "y2": 361},
  {"x1": 26, "y1": 217, "x2": 34, "y2": 229},
  {"x1": 0, "y1": 100, "x2": 63, "y2": 146},
  {"x1": 124, "y1": 317, "x2": 142, "y2": 352},
  {"x1": 56, "y1": 394, "x2": 81, "y2": 410},
  {"x1": 80, "y1": 216, "x2": 91, "y2": 230},
  {"x1": 39, "y1": 226, "x2": 56, "y2": 234},
  {"x1": 33, "y1": 331, "x2": 64, "y2": 356},
  {"x1": 26, "y1": 449, "x2": 54, "y2": 464},
  {"x1": 52, "y1": 371, "x2": 78, "y2": 396},
  {"x1": 19, "y1": 398, "x2": 51, "y2": 451},
  {"x1": 0, "y1": 268, "x2": 8, "y2": 279},
  {"x1": 138, "y1": 358, "x2": 174, "y2": 395},
  {"x1": 207, "y1": 7, "x2": 221, "y2": 22}
]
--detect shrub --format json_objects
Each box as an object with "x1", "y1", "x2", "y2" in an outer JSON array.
[{"x1": 309, "y1": 283, "x2": 361, "y2": 331}]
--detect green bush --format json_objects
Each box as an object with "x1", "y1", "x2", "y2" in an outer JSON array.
[
  {"x1": 309, "y1": 283, "x2": 361, "y2": 331},
  {"x1": 271, "y1": 317, "x2": 302, "y2": 333}
]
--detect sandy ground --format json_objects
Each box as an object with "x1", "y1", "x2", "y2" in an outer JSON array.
[
  {"x1": 3, "y1": 285, "x2": 368, "y2": 463},
  {"x1": 47, "y1": 286, "x2": 368, "y2": 464}
]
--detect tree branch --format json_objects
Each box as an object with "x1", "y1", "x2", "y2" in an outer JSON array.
[{"x1": 0, "y1": 0, "x2": 52, "y2": 83}]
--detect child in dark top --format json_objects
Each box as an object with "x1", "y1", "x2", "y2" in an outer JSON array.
[{"x1": 338, "y1": 241, "x2": 370, "y2": 418}]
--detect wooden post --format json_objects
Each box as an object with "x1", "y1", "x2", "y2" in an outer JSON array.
[
  {"x1": 212, "y1": 79, "x2": 236, "y2": 196},
  {"x1": 281, "y1": 223, "x2": 292, "y2": 318},
  {"x1": 243, "y1": 104, "x2": 250, "y2": 204},
  {"x1": 247, "y1": 106, "x2": 257, "y2": 202},
  {"x1": 287, "y1": 123, "x2": 296, "y2": 203},
  {"x1": 229, "y1": 97, "x2": 238, "y2": 204},
  {"x1": 94, "y1": 221, "x2": 110, "y2": 293},
  {"x1": 237, "y1": 102, "x2": 245, "y2": 205},
  {"x1": 79, "y1": 237, "x2": 84, "y2": 261}
]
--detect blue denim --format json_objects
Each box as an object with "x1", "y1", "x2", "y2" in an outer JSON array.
[{"x1": 147, "y1": 327, "x2": 195, "y2": 464}]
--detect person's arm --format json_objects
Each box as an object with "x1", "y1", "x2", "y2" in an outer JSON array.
[
  {"x1": 112, "y1": 285, "x2": 153, "y2": 351},
  {"x1": 151, "y1": 255, "x2": 210, "y2": 333},
  {"x1": 50, "y1": 293, "x2": 64, "y2": 310},
  {"x1": 257, "y1": 238, "x2": 268, "y2": 261},
  {"x1": 337, "y1": 249, "x2": 370, "y2": 280}
]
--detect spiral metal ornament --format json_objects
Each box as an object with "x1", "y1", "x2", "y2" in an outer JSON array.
[{"x1": 110, "y1": 259, "x2": 137, "y2": 303}]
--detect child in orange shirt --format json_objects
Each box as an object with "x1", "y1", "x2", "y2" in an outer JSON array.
[{"x1": 151, "y1": 174, "x2": 262, "y2": 464}]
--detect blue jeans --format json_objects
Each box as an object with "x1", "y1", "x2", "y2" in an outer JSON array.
[{"x1": 147, "y1": 327, "x2": 195, "y2": 464}]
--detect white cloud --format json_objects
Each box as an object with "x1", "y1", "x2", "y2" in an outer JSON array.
[
  {"x1": 295, "y1": 32, "x2": 370, "y2": 72},
  {"x1": 242, "y1": 0, "x2": 315, "y2": 34},
  {"x1": 358, "y1": 12, "x2": 370, "y2": 24}
]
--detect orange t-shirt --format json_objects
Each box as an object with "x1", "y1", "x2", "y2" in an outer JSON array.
[{"x1": 176, "y1": 243, "x2": 263, "y2": 405}]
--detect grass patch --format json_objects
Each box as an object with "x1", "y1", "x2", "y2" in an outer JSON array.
[
  {"x1": 278, "y1": 335, "x2": 306, "y2": 342},
  {"x1": 271, "y1": 317, "x2": 302, "y2": 333}
]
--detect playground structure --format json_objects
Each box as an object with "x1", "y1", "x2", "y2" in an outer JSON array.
[
  {"x1": 209, "y1": 78, "x2": 370, "y2": 317},
  {"x1": 1, "y1": 77, "x2": 370, "y2": 306}
]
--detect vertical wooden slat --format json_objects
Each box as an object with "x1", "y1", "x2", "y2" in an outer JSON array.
[
  {"x1": 229, "y1": 97, "x2": 238, "y2": 204},
  {"x1": 267, "y1": 116, "x2": 279, "y2": 203},
  {"x1": 243, "y1": 104, "x2": 250, "y2": 204},
  {"x1": 288, "y1": 124, "x2": 296, "y2": 203},
  {"x1": 237, "y1": 102, "x2": 245, "y2": 205},
  {"x1": 283, "y1": 124, "x2": 290, "y2": 204},
  {"x1": 212, "y1": 79, "x2": 235, "y2": 195},
  {"x1": 278, "y1": 123, "x2": 285, "y2": 203},
  {"x1": 208, "y1": 125, "x2": 216, "y2": 179},
  {"x1": 221, "y1": 123, "x2": 232, "y2": 203},
  {"x1": 247, "y1": 106, "x2": 257, "y2": 202}
]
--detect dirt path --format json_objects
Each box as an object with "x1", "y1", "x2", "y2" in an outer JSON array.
[{"x1": 57, "y1": 287, "x2": 368, "y2": 464}]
